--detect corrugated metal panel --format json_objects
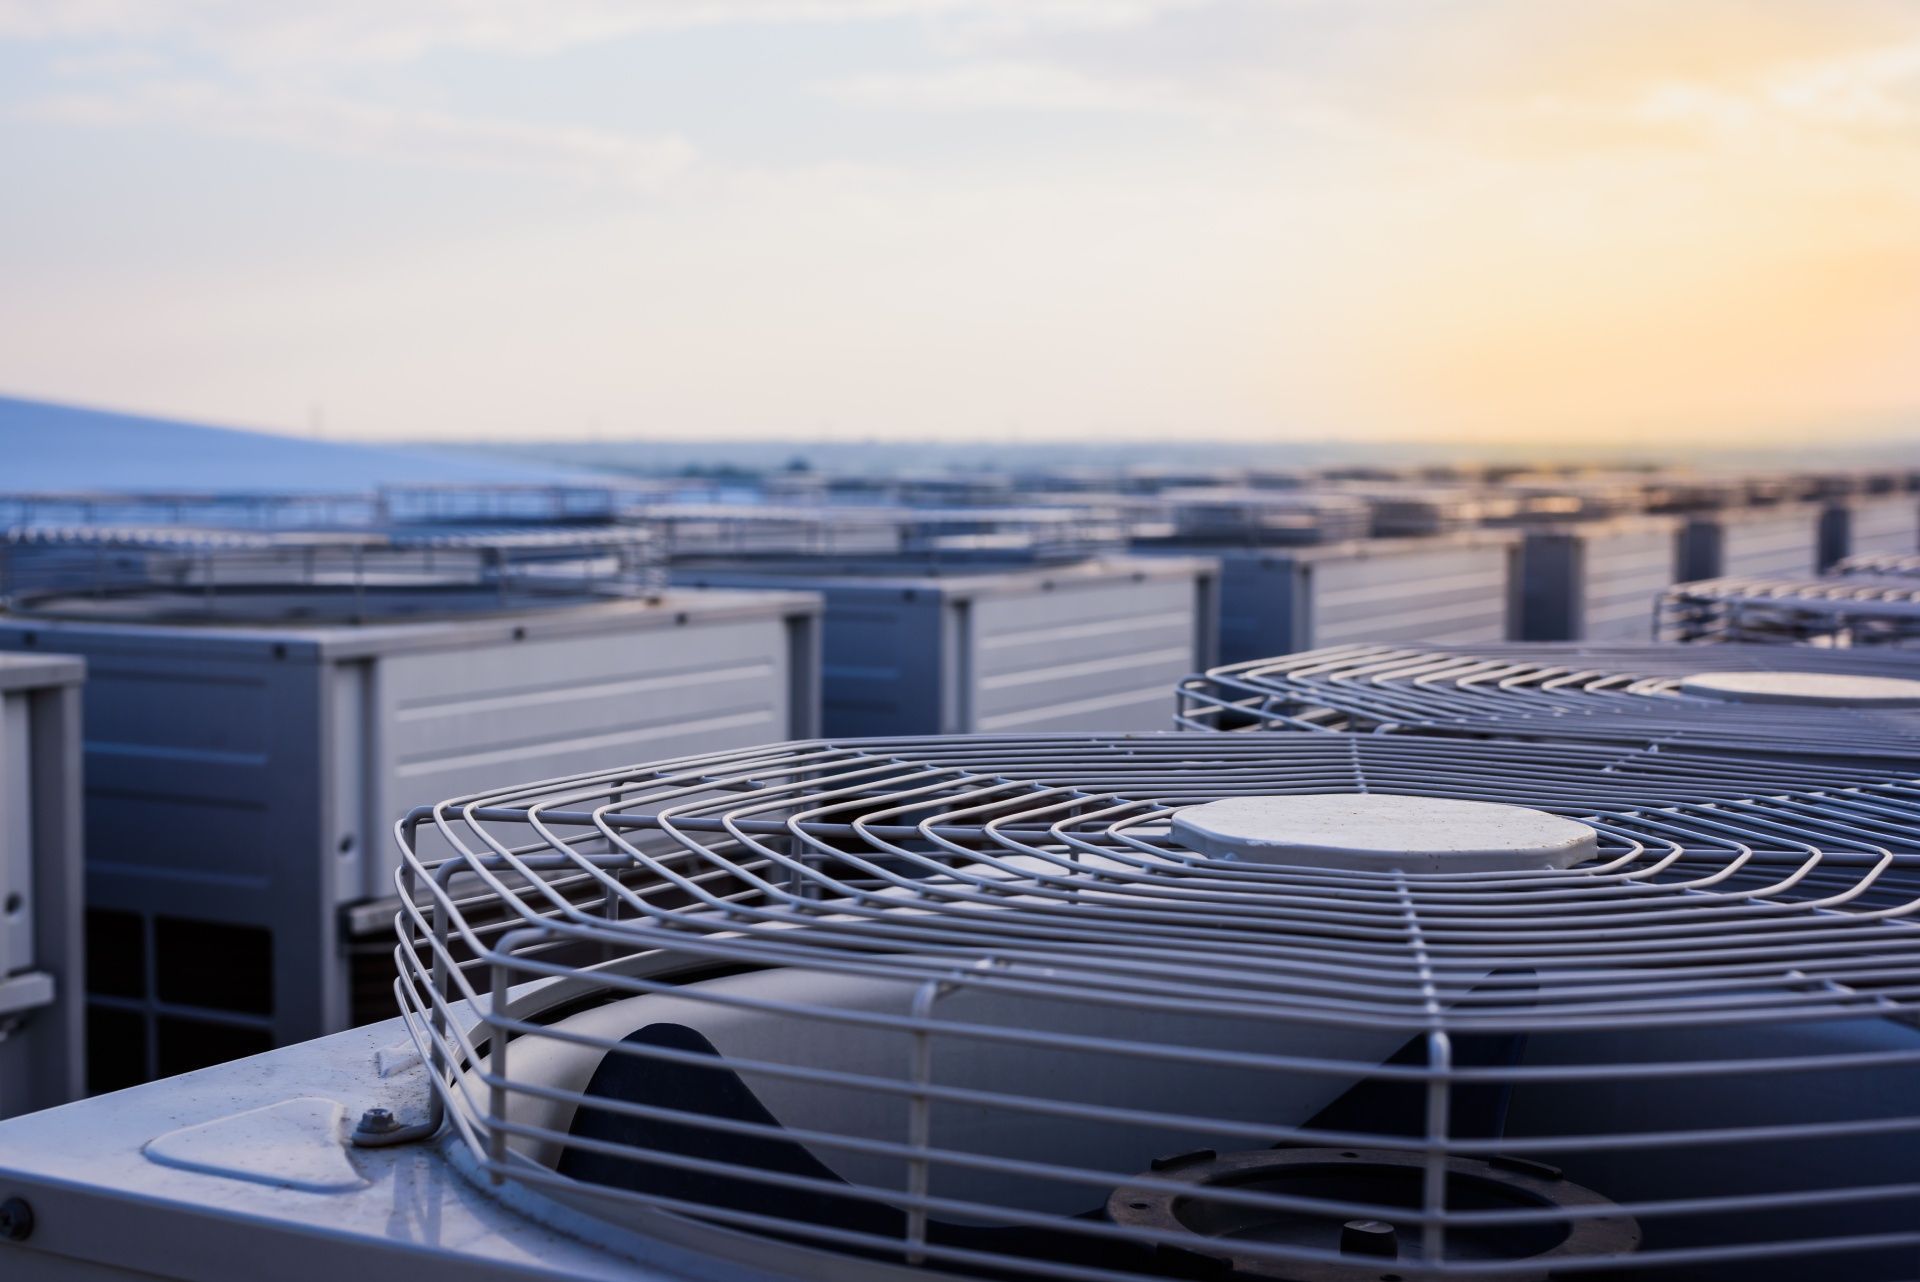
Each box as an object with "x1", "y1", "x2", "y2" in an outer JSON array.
[
  {"x1": 1842, "y1": 497, "x2": 1920, "y2": 560},
  {"x1": 1520, "y1": 519, "x2": 1678, "y2": 642},
  {"x1": 1303, "y1": 538, "x2": 1517, "y2": 650},
  {"x1": 1577, "y1": 524, "x2": 1679, "y2": 641},
  {"x1": 1195, "y1": 538, "x2": 1516, "y2": 662},
  {"x1": 0, "y1": 591, "x2": 821, "y2": 1083},
  {"x1": 373, "y1": 617, "x2": 804, "y2": 895},
  {"x1": 970, "y1": 573, "x2": 1203, "y2": 732},
  {"x1": 0, "y1": 654, "x2": 83, "y2": 1117},
  {"x1": 1685, "y1": 506, "x2": 1820, "y2": 580},
  {"x1": 675, "y1": 559, "x2": 1215, "y2": 736}
]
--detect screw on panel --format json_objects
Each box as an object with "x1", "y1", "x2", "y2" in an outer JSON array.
[
  {"x1": 357, "y1": 1107, "x2": 398, "y2": 1134},
  {"x1": 0, "y1": 1197, "x2": 33, "y2": 1242}
]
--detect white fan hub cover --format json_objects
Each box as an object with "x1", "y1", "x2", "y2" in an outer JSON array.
[
  {"x1": 1679, "y1": 671, "x2": 1920, "y2": 708},
  {"x1": 1170, "y1": 793, "x2": 1599, "y2": 872}
]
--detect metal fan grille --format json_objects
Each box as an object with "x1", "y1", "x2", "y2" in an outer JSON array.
[
  {"x1": 1836, "y1": 553, "x2": 1920, "y2": 581},
  {"x1": 1176, "y1": 642, "x2": 1920, "y2": 765},
  {"x1": 390, "y1": 733, "x2": 1920, "y2": 1281},
  {"x1": 1659, "y1": 575, "x2": 1920, "y2": 646}
]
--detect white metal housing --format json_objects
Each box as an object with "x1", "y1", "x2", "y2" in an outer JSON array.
[
  {"x1": 0, "y1": 589, "x2": 822, "y2": 1090},
  {"x1": 1168, "y1": 530, "x2": 1521, "y2": 664},
  {"x1": 0, "y1": 653, "x2": 82, "y2": 1118},
  {"x1": 675, "y1": 557, "x2": 1217, "y2": 736},
  {"x1": 1516, "y1": 515, "x2": 1681, "y2": 641},
  {"x1": 5, "y1": 733, "x2": 1920, "y2": 1281}
]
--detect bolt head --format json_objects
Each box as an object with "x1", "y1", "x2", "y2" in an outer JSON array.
[
  {"x1": 358, "y1": 1107, "x2": 397, "y2": 1132},
  {"x1": 0, "y1": 1197, "x2": 33, "y2": 1242}
]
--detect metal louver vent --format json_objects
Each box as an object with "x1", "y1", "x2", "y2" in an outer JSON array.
[
  {"x1": 388, "y1": 732, "x2": 1920, "y2": 1282},
  {"x1": 1177, "y1": 641, "x2": 1920, "y2": 766},
  {"x1": 1658, "y1": 575, "x2": 1920, "y2": 647}
]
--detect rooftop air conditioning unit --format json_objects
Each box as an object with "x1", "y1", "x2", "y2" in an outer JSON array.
[
  {"x1": 1327, "y1": 484, "x2": 1511, "y2": 537},
  {"x1": 0, "y1": 653, "x2": 81, "y2": 1119},
  {"x1": 0, "y1": 489, "x2": 379, "y2": 530},
  {"x1": 647, "y1": 504, "x2": 1218, "y2": 738},
  {"x1": 1146, "y1": 488, "x2": 1374, "y2": 546},
  {"x1": 0, "y1": 525, "x2": 823, "y2": 1091},
  {"x1": 1177, "y1": 640, "x2": 1920, "y2": 768},
  {"x1": 1658, "y1": 575, "x2": 1920, "y2": 647},
  {"x1": 374, "y1": 482, "x2": 633, "y2": 527},
  {"x1": 1150, "y1": 528, "x2": 1522, "y2": 665},
  {"x1": 1483, "y1": 474, "x2": 1648, "y2": 524},
  {"x1": 3, "y1": 733, "x2": 1920, "y2": 1280}
]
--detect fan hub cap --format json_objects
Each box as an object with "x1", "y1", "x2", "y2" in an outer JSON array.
[
  {"x1": 1170, "y1": 794, "x2": 1598, "y2": 873},
  {"x1": 1679, "y1": 671, "x2": 1920, "y2": 707}
]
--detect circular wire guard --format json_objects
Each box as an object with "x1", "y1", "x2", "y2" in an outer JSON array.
[
  {"x1": 1176, "y1": 642, "x2": 1920, "y2": 767},
  {"x1": 392, "y1": 733, "x2": 1920, "y2": 1282},
  {"x1": 1658, "y1": 576, "x2": 1920, "y2": 647},
  {"x1": 1836, "y1": 553, "x2": 1920, "y2": 581}
]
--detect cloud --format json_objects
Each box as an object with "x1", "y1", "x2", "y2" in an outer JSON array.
[
  {"x1": 822, "y1": 60, "x2": 1232, "y2": 120},
  {"x1": 1620, "y1": 38, "x2": 1920, "y2": 143},
  {"x1": 23, "y1": 81, "x2": 695, "y2": 189},
  {"x1": 0, "y1": 0, "x2": 1194, "y2": 65}
]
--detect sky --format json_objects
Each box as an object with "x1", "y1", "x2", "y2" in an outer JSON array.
[{"x1": 0, "y1": 0, "x2": 1916, "y2": 448}]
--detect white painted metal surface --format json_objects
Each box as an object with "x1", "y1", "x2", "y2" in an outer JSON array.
[
  {"x1": 0, "y1": 653, "x2": 83, "y2": 1119},
  {"x1": 1170, "y1": 793, "x2": 1599, "y2": 871}
]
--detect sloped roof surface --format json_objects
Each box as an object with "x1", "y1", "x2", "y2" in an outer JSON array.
[{"x1": 0, "y1": 395, "x2": 596, "y2": 493}]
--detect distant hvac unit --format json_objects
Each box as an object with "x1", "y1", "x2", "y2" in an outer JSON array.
[
  {"x1": 1818, "y1": 494, "x2": 1920, "y2": 570},
  {"x1": 1326, "y1": 484, "x2": 1514, "y2": 537},
  {"x1": 1675, "y1": 502, "x2": 1823, "y2": 581},
  {"x1": 1658, "y1": 575, "x2": 1920, "y2": 647},
  {"x1": 1178, "y1": 640, "x2": 1920, "y2": 767},
  {"x1": 0, "y1": 489, "x2": 379, "y2": 529},
  {"x1": 651, "y1": 505, "x2": 1217, "y2": 737},
  {"x1": 5, "y1": 734, "x2": 1920, "y2": 1280},
  {"x1": 0, "y1": 654, "x2": 81, "y2": 1119},
  {"x1": 1836, "y1": 552, "x2": 1920, "y2": 579},
  {"x1": 375, "y1": 482, "x2": 635, "y2": 527},
  {"x1": 1489, "y1": 474, "x2": 1648, "y2": 523},
  {"x1": 1143, "y1": 488, "x2": 1374, "y2": 546},
  {"x1": 0, "y1": 525, "x2": 823, "y2": 1090},
  {"x1": 1157, "y1": 530, "x2": 1520, "y2": 665},
  {"x1": 1515, "y1": 515, "x2": 1681, "y2": 642},
  {"x1": 647, "y1": 503, "x2": 1131, "y2": 563}
]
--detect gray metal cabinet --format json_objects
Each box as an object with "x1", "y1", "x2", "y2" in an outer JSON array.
[
  {"x1": 1190, "y1": 533, "x2": 1519, "y2": 663},
  {"x1": 0, "y1": 590, "x2": 820, "y2": 1087},
  {"x1": 0, "y1": 654, "x2": 82, "y2": 1117},
  {"x1": 676, "y1": 557, "x2": 1218, "y2": 736},
  {"x1": 1680, "y1": 504, "x2": 1822, "y2": 580},
  {"x1": 1819, "y1": 495, "x2": 1920, "y2": 569},
  {"x1": 1519, "y1": 517, "x2": 1680, "y2": 642}
]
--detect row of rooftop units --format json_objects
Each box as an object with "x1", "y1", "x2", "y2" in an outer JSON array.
[
  {"x1": 10, "y1": 601, "x2": 1920, "y2": 1277},
  {"x1": 1, "y1": 467, "x2": 1920, "y2": 1113}
]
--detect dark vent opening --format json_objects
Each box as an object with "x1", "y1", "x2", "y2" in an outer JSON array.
[
  {"x1": 154, "y1": 917, "x2": 274, "y2": 1014},
  {"x1": 84, "y1": 1004, "x2": 148, "y2": 1096},
  {"x1": 84, "y1": 908, "x2": 146, "y2": 1000}
]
